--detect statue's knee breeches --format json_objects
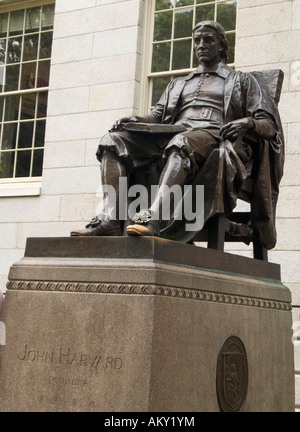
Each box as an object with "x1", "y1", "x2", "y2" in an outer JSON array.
[{"x1": 97, "y1": 130, "x2": 166, "y2": 171}]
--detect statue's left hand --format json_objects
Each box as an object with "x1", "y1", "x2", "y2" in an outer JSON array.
[{"x1": 220, "y1": 118, "x2": 254, "y2": 141}]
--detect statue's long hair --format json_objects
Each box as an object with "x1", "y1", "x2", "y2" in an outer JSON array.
[{"x1": 192, "y1": 21, "x2": 229, "y2": 64}]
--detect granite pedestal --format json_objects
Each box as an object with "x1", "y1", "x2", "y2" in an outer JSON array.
[{"x1": 0, "y1": 237, "x2": 295, "y2": 412}]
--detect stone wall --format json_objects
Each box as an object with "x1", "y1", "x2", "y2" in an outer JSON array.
[{"x1": 233, "y1": 0, "x2": 300, "y2": 410}]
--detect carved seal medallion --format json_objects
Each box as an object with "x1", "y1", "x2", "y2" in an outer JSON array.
[{"x1": 216, "y1": 336, "x2": 248, "y2": 412}]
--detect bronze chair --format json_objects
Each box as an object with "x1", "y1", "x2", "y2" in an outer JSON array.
[{"x1": 192, "y1": 69, "x2": 284, "y2": 261}]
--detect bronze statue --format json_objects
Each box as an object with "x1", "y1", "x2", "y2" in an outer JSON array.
[{"x1": 71, "y1": 21, "x2": 284, "y2": 250}]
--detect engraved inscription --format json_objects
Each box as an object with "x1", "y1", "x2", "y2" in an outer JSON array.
[
  {"x1": 18, "y1": 345, "x2": 54, "y2": 363},
  {"x1": 49, "y1": 376, "x2": 88, "y2": 387},
  {"x1": 18, "y1": 344, "x2": 123, "y2": 370},
  {"x1": 16, "y1": 344, "x2": 124, "y2": 411}
]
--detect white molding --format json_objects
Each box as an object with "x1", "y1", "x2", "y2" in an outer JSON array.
[
  {"x1": 0, "y1": 179, "x2": 41, "y2": 197},
  {"x1": 0, "y1": 0, "x2": 54, "y2": 14},
  {"x1": 138, "y1": 0, "x2": 155, "y2": 115}
]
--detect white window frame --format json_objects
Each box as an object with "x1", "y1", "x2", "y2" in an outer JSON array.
[{"x1": 0, "y1": 0, "x2": 54, "y2": 197}]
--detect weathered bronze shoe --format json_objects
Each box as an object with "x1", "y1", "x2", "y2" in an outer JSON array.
[
  {"x1": 70, "y1": 218, "x2": 122, "y2": 237},
  {"x1": 126, "y1": 210, "x2": 160, "y2": 237}
]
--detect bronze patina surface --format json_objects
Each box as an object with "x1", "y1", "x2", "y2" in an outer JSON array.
[
  {"x1": 23, "y1": 236, "x2": 281, "y2": 280},
  {"x1": 216, "y1": 336, "x2": 249, "y2": 412},
  {"x1": 71, "y1": 20, "x2": 284, "y2": 254}
]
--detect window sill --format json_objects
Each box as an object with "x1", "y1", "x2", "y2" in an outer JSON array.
[{"x1": 0, "y1": 180, "x2": 42, "y2": 197}]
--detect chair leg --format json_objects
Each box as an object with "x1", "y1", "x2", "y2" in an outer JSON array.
[
  {"x1": 207, "y1": 215, "x2": 228, "y2": 252},
  {"x1": 253, "y1": 240, "x2": 268, "y2": 261}
]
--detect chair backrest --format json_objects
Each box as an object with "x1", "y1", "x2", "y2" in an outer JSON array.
[
  {"x1": 249, "y1": 69, "x2": 284, "y2": 105},
  {"x1": 239, "y1": 69, "x2": 284, "y2": 202}
]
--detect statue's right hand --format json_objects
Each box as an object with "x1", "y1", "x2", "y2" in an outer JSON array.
[{"x1": 110, "y1": 116, "x2": 138, "y2": 132}]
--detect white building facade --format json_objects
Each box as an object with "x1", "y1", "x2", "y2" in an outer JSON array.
[{"x1": 0, "y1": 0, "x2": 299, "y2": 409}]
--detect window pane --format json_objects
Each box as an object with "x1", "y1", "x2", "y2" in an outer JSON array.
[
  {"x1": 155, "y1": 0, "x2": 173, "y2": 11},
  {"x1": 23, "y1": 34, "x2": 39, "y2": 62},
  {"x1": 9, "y1": 10, "x2": 24, "y2": 36},
  {"x1": 154, "y1": 11, "x2": 172, "y2": 41},
  {"x1": 195, "y1": 4, "x2": 215, "y2": 22},
  {"x1": 172, "y1": 39, "x2": 191, "y2": 70},
  {"x1": 42, "y1": 4, "x2": 55, "y2": 30},
  {"x1": 32, "y1": 149, "x2": 43, "y2": 176},
  {"x1": 40, "y1": 31, "x2": 52, "y2": 59},
  {"x1": 217, "y1": 1, "x2": 237, "y2": 31},
  {"x1": 152, "y1": 76, "x2": 170, "y2": 106},
  {"x1": 16, "y1": 150, "x2": 31, "y2": 177},
  {"x1": 226, "y1": 32, "x2": 236, "y2": 64},
  {"x1": 25, "y1": 7, "x2": 41, "y2": 33},
  {"x1": 0, "y1": 151, "x2": 14, "y2": 178},
  {"x1": 6, "y1": 64, "x2": 20, "y2": 91},
  {"x1": 0, "y1": 66, "x2": 4, "y2": 92},
  {"x1": 18, "y1": 121, "x2": 34, "y2": 148},
  {"x1": 7, "y1": 37, "x2": 22, "y2": 63},
  {"x1": 0, "y1": 4, "x2": 53, "y2": 179},
  {"x1": 37, "y1": 60, "x2": 50, "y2": 87},
  {"x1": 37, "y1": 91, "x2": 48, "y2": 118},
  {"x1": 35, "y1": 119, "x2": 45, "y2": 147},
  {"x1": 0, "y1": 97, "x2": 4, "y2": 120},
  {"x1": 174, "y1": 8, "x2": 193, "y2": 39},
  {"x1": 152, "y1": 42, "x2": 171, "y2": 72},
  {"x1": 21, "y1": 93, "x2": 36, "y2": 120},
  {"x1": 0, "y1": 13, "x2": 8, "y2": 38},
  {"x1": 21, "y1": 61, "x2": 36, "y2": 89},
  {"x1": 2, "y1": 123, "x2": 17, "y2": 149},
  {"x1": 5, "y1": 95, "x2": 20, "y2": 121},
  {"x1": 0, "y1": 39, "x2": 6, "y2": 63},
  {"x1": 176, "y1": 1, "x2": 194, "y2": 6}
]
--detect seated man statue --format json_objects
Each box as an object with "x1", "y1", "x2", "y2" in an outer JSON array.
[{"x1": 71, "y1": 20, "x2": 283, "y2": 250}]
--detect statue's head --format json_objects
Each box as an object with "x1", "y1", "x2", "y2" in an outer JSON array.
[{"x1": 192, "y1": 21, "x2": 229, "y2": 64}]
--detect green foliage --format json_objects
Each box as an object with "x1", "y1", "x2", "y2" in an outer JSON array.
[
  {"x1": 216, "y1": 1, "x2": 237, "y2": 31},
  {"x1": 174, "y1": 8, "x2": 193, "y2": 39}
]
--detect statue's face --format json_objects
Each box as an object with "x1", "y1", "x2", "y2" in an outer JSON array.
[{"x1": 193, "y1": 27, "x2": 222, "y2": 66}]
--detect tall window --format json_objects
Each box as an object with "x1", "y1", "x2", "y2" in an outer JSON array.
[
  {"x1": 0, "y1": 3, "x2": 54, "y2": 180},
  {"x1": 148, "y1": 0, "x2": 237, "y2": 108}
]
